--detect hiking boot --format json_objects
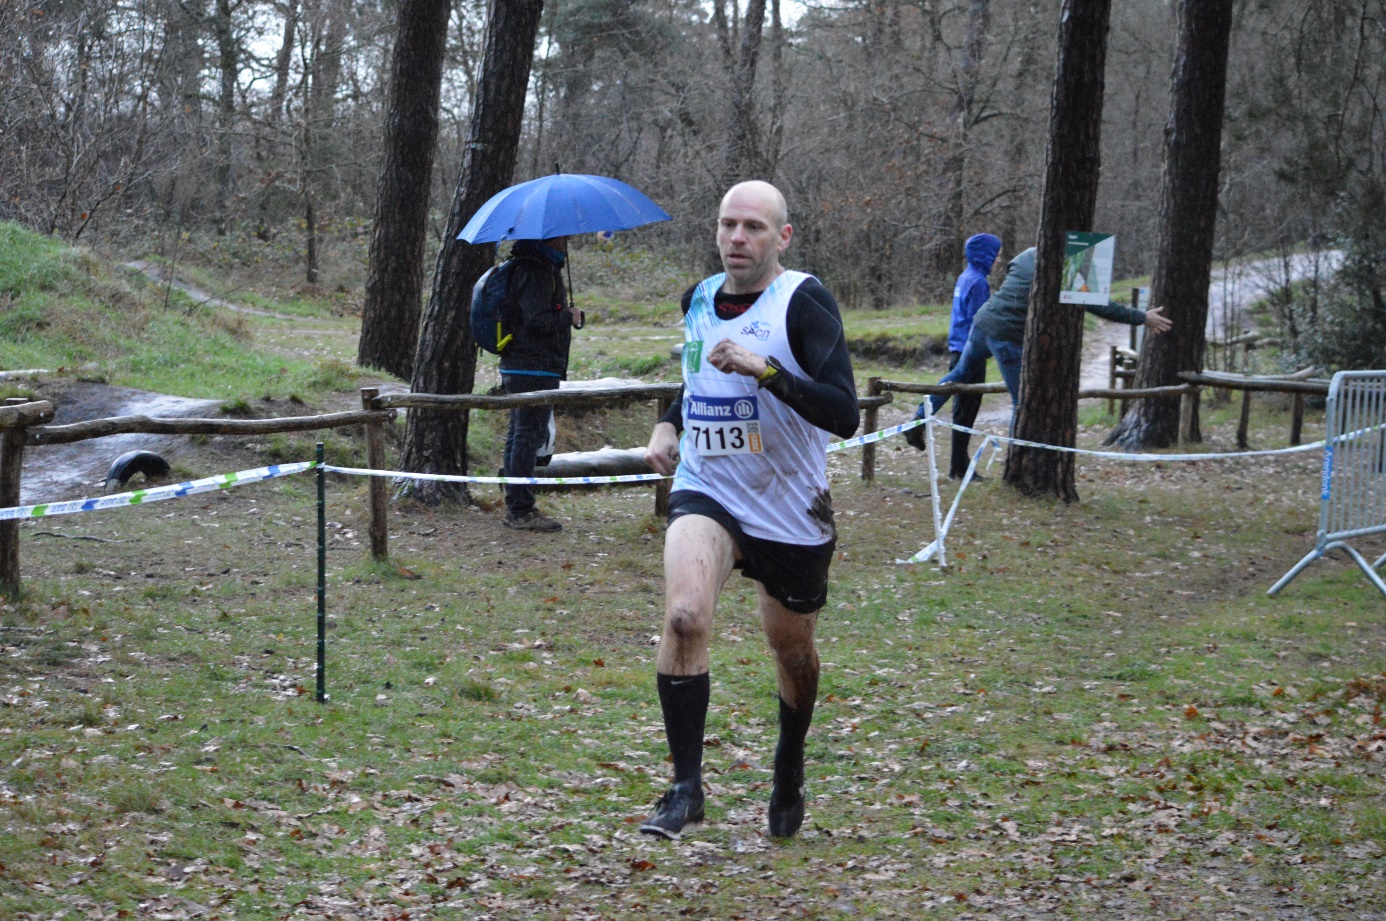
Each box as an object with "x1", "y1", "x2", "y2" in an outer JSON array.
[
  {"x1": 640, "y1": 781, "x2": 705, "y2": 840},
  {"x1": 768, "y1": 771, "x2": 806, "y2": 838},
  {"x1": 504, "y1": 510, "x2": 562, "y2": 532},
  {"x1": 903, "y1": 421, "x2": 927, "y2": 452}
]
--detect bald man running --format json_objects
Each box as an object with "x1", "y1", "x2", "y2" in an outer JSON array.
[{"x1": 640, "y1": 181, "x2": 859, "y2": 840}]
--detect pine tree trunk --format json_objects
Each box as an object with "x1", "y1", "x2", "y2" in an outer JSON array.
[
  {"x1": 1004, "y1": 0, "x2": 1111, "y2": 502},
  {"x1": 1107, "y1": 0, "x2": 1233, "y2": 449},
  {"x1": 722, "y1": 0, "x2": 766, "y2": 187},
  {"x1": 397, "y1": 0, "x2": 545, "y2": 505},
  {"x1": 357, "y1": 0, "x2": 451, "y2": 381},
  {"x1": 212, "y1": 0, "x2": 237, "y2": 236}
]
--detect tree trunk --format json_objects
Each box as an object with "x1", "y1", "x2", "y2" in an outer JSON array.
[
  {"x1": 358, "y1": 0, "x2": 451, "y2": 381},
  {"x1": 935, "y1": 0, "x2": 991, "y2": 282},
  {"x1": 269, "y1": 0, "x2": 299, "y2": 125},
  {"x1": 397, "y1": 0, "x2": 545, "y2": 505},
  {"x1": 1004, "y1": 0, "x2": 1111, "y2": 502},
  {"x1": 1107, "y1": 0, "x2": 1233, "y2": 449},
  {"x1": 722, "y1": 0, "x2": 766, "y2": 187},
  {"x1": 212, "y1": 0, "x2": 237, "y2": 235}
]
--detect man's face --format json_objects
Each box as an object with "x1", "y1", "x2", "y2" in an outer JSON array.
[{"x1": 716, "y1": 189, "x2": 791, "y2": 293}]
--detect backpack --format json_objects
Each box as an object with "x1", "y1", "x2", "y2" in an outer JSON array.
[{"x1": 470, "y1": 258, "x2": 523, "y2": 355}]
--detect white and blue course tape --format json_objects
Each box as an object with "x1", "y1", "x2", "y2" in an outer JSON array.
[
  {"x1": 935, "y1": 419, "x2": 1326, "y2": 462},
  {"x1": 322, "y1": 465, "x2": 665, "y2": 486},
  {"x1": 0, "y1": 461, "x2": 316, "y2": 521},
  {"x1": 827, "y1": 418, "x2": 926, "y2": 453}
]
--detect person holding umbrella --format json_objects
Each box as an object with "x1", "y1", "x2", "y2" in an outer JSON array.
[
  {"x1": 458, "y1": 173, "x2": 672, "y2": 531},
  {"x1": 494, "y1": 235, "x2": 580, "y2": 531}
]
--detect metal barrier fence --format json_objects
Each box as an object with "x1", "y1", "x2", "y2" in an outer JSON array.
[{"x1": 1269, "y1": 370, "x2": 1386, "y2": 598}]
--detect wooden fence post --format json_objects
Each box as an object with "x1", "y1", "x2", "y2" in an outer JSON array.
[
  {"x1": 1290, "y1": 393, "x2": 1304, "y2": 447},
  {"x1": 0, "y1": 404, "x2": 26, "y2": 598},
  {"x1": 361, "y1": 388, "x2": 389, "y2": 561},
  {"x1": 653, "y1": 394, "x2": 674, "y2": 517},
  {"x1": 862, "y1": 377, "x2": 882, "y2": 482},
  {"x1": 1109, "y1": 346, "x2": 1123, "y2": 416},
  {"x1": 1178, "y1": 386, "x2": 1197, "y2": 445}
]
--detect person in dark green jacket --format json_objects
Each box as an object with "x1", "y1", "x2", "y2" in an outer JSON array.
[{"x1": 909, "y1": 247, "x2": 1171, "y2": 452}]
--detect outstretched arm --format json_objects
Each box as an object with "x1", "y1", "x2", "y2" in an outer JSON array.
[{"x1": 1143, "y1": 306, "x2": 1172, "y2": 334}]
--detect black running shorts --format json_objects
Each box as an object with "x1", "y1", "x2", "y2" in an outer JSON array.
[{"x1": 667, "y1": 490, "x2": 835, "y2": 614}]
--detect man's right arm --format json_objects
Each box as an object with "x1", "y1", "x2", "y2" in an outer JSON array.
[{"x1": 655, "y1": 285, "x2": 697, "y2": 433}]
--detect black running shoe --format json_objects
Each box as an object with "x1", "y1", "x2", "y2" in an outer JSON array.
[
  {"x1": 639, "y1": 781, "x2": 705, "y2": 840},
  {"x1": 768, "y1": 775, "x2": 805, "y2": 838},
  {"x1": 903, "y1": 421, "x2": 927, "y2": 451}
]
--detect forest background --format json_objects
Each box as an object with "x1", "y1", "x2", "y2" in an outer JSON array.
[{"x1": 3, "y1": 0, "x2": 1385, "y2": 372}]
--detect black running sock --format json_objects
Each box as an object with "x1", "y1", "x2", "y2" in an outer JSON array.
[
  {"x1": 774, "y1": 695, "x2": 815, "y2": 783},
  {"x1": 657, "y1": 672, "x2": 710, "y2": 786}
]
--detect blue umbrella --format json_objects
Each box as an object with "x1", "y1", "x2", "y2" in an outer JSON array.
[{"x1": 458, "y1": 174, "x2": 671, "y2": 243}]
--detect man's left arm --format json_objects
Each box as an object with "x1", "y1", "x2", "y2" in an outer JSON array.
[{"x1": 1084, "y1": 299, "x2": 1172, "y2": 334}]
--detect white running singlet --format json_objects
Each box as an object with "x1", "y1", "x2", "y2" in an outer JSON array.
[{"x1": 673, "y1": 271, "x2": 835, "y2": 545}]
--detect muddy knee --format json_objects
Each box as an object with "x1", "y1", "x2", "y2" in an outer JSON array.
[{"x1": 664, "y1": 604, "x2": 711, "y2": 647}]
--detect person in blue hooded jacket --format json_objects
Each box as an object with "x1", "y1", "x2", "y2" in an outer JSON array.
[
  {"x1": 906, "y1": 234, "x2": 1002, "y2": 477},
  {"x1": 908, "y1": 247, "x2": 1171, "y2": 471}
]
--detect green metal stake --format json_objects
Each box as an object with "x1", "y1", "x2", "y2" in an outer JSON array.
[{"x1": 315, "y1": 442, "x2": 328, "y2": 703}]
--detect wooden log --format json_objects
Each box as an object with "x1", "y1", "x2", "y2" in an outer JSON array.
[
  {"x1": 1177, "y1": 372, "x2": 1328, "y2": 395},
  {"x1": 1194, "y1": 366, "x2": 1315, "y2": 382},
  {"x1": 0, "y1": 399, "x2": 31, "y2": 597},
  {"x1": 28, "y1": 409, "x2": 396, "y2": 446},
  {"x1": 875, "y1": 380, "x2": 1191, "y2": 400},
  {"x1": 1237, "y1": 388, "x2": 1253, "y2": 449},
  {"x1": 538, "y1": 447, "x2": 653, "y2": 480},
  {"x1": 0, "y1": 401, "x2": 54, "y2": 429},
  {"x1": 862, "y1": 378, "x2": 882, "y2": 482},
  {"x1": 361, "y1": 389, "x2": 389, "y2": 562},
  {"x1": 874, "y1": 380, "x2": 1009, "y2": 397},
  {"x1": 1079, "y1": 385, "x2": 1194, "y2": 399},
  {"x1": 1179, "y1": 387, "x2": 1198, "y2": 445},
  {"x1": 1291, "y1": 393, "x2": 1304, "y2": 447},
  {"x1": 377, "y1": 383, "x2": 683, "y2": 412}
]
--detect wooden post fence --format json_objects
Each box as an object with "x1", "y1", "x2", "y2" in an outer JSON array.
[
  {"x1": 0, "y1": 399, "x2": 57, "y2": 597},
  {"x1": 861, "y1": 378, "x2": 882, "y2": 482},
  {"x1": 361, "y1": 388, "x2": 390, "y2": 561}
]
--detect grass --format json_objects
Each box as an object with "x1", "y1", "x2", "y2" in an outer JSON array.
[
  {"x1": 1, "y1": 404, "x2": 1383, "y2": 919},
  {"x1": 0, "y1": 222, "x2": 363, "y2": 399}
]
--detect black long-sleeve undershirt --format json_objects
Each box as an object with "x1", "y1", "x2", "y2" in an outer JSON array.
[{"x1": 659, "y1": 276, "x2": 859, "y2": 438}]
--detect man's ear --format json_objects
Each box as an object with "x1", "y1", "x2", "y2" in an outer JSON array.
[{"x1": 777, "y1": 223, "x2": 793, "y2": 254}]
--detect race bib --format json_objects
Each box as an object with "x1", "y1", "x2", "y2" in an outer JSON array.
[{"x1": 686, "y1": 394, "x2": 763, "y2": 456}]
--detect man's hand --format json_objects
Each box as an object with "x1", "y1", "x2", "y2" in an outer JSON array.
[
  {"x1": 567, "y1": 304, "x2": 583, "y2": 329},
  {"x1": 645, "y1": 421, "x2": 680, "y2": 477},
  {"x1": 1144, "y1": 306, "x2": 1172, "y2": 334},
  {"x1": 706, "y1": 338, "x2": 769, "y2": 379}
]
